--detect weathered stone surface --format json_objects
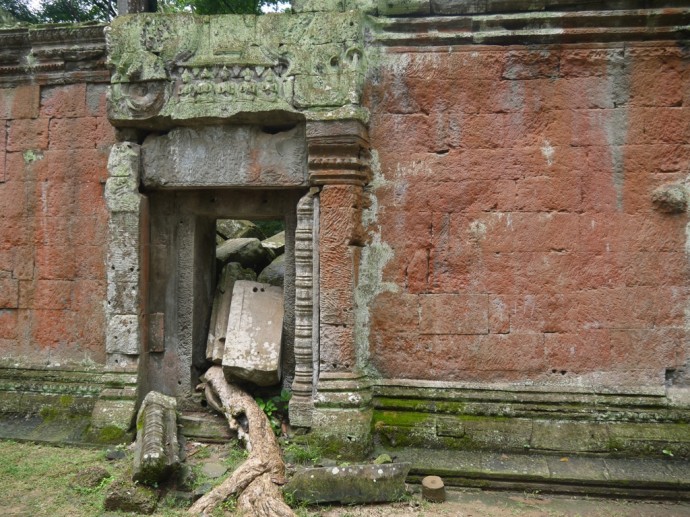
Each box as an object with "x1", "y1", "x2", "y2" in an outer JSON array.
[
  {"x1": 284, "y1": 463, "x2": 410, "y2": 504},
  {"x1": 257, "y1": 254, "x2": 285, "y2": 287},
  {"x1": 651, "y1": 184, "x2": 688, "y2": 213},
  {"x1": 133, "y1": 391, "x2": 180, "y2": 485},
  {"x1": 222, "y1": 280, "x2": 284, "y2": 387},
  {"x1": 261, "y1": 230, "x2": 286, "y2": 255},
  {"x1": 216, "y1": 238, "x2": 275, "y2": 272},
  {"x1": 104, "y1": 479, "x2": 158, "y2": 514},
  {"x1": 217, "y1": 219, "x2": 266, "y2": 241},
  {"x1": 142, "y1": 125, "x2": 308, "y2": 188},
  {"x1": 206, "y1": 262, "x2": 257, "y2": 364},
  {"x1": 71, "y1": 466, "x2": 111, "y2": 489},
  {"x1": 200, "y1": 461, "x2": 227, "y2": 479}
]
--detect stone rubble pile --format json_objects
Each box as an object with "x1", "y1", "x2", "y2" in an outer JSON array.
[{"x1": 208, "y1": 220, "x2": 286, "y2": 387}]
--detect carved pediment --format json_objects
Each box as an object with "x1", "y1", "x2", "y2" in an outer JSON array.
[{"x1": 106, "y1": 13, "x2": 366, "y2": 127}]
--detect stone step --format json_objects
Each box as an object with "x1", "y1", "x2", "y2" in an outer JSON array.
[
  {"x1": 178, "y1": 411, "x2": 232, "y2": 443},
  {"x1": 384, "y1": 448, "x2": 690, "y2": 500}
]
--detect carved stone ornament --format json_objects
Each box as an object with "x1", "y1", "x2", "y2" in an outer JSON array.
[{"x1": 106, "y1": 13, "x2": 366, "y2": 127}]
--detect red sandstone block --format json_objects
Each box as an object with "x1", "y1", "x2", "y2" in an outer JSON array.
[
  {"x1": 0, "y1": 122, "x2": 6, "y2": 182},
  {"x1": 40, "y1": 84, "x2": 87, "y2": 118},
  {"x1": 482, "y1": 252, "x2": 580, "y2": 295},
  {"x1": 525, "y1": 77, "x2": 614, "y2": 111},
  {"x1": 394, "y1": 178, "x2": 517, "y2": 213},
  {"x1": 443, "y1": 50, "x2": 506, "y2": 81},
  {"x1": 319, "y1": 323, "x2": 355, "y2": 371},
  {"x1": 70, "y1": 214, "x2": 107, "y2": 246},
  {"x1": 31, "y1": 279, "x2": 72, "y2": 310},
  {"x1": 629, "y1": 56, "x2": 683, "y2": 107},
  {"x1": 640, "y1": 107, "x2": 689, "y2": 145},
  {"x1": 0, "y1": 180, "x2": 28, "y2": 218},
  {"x1": 478, "y1": 212, "x2": 580, "y2": 253},
  {"x1": 12, "y1": 245, "x2": 34, "y2": 280},
  {"x1": 578, "y1": 213, "x2": 686, "y2": 253},
  {"x1": 488, "y1": 296, "x2": 509, "y2": 334},
  {"x1": 75, "y1": 181, "x2": 105, "y2": 216},
  {"x1": 320, "y1": 287, "x2": 354, "y2": 326},
  {"x1": 86, "y1": 84, "x2": 108, "y2": 117},
  {"x1": 74, "y1": 245, "x2": 106, "y2": 279},
  {"x1": 609, "y1": 327, "x2": 685, "y2": 370},
  {"x1": 72, "y1": 303, "x2": 106, "y2": 362},
  {"x1": 320, "y1": 247, "x2": 356, "y2": 292},
  {"x1": 0, "y1": 216, "x2": 31, "y2": 248},
  {"x1": 405, "y1": 247, "x2": 429, "y2": 293},
  {"x1": 32, "y1": 150, "x2": 72, "y2": 182},
  {"x1": 0, "y1": 273, "x2": 19, "y2": 308},
  {"x1": 371, "y1": 114, "x2": 434, "y2": 155},
  {"x1": 48, "y1": 117, "x2": 98, "y2": 150},
  {"x1": 35, "y1": 245, "x2": 76, "y2": 280},
  {"x1": 515, "y1": 174, "x2": 582, "y2": 212},
  {"x1": 559, "y1": 48, "x2": 623, "y2": 78},
  {"x1": 94, "y1": 117, "x2": 117, "y2": 149},
  {"x1": 503, "y1": 50, "x2": 561, "y2": 80},
  {"x1": 0, "y1": 85, "x2": 39, "y2": 119},
  {"x1": 72, "y1": 278, "x2": 105, "y2": 311},
  {"x1": 377, "y1": 209, "x2": 432, "y2": 250},
  {"x1": 498, "y1": 294, "x2": 579, "y2": 334},
  {"x1": 624, "y1": 144, "x2": 690, "y2": 175},
  {"x1": 32, "y1": 179, "x2": 74, "y2": 218},
  {"x1": 419, "y1": 293, "x2": 488, "y2": 335},
  {"x1": 621, "y1": 252, "x2": 689, "y2": 288},
  {"x1": 31, "y1": 308, "x2": 75, "y2": 348},
  {"x1": 544, "y1": 330, "x2": 612, "y2": 371},
  {"x1": 0, "y1": 309, "x2": 17, "y2": 339},
  {"x1": 32, "y1": 216, "x2": 70, "y2": 247},
  {"x1": 7, "y1": 118, "x2": 49, "y2": 152},
  {"x1": 371, "y1": 291, "x2": 419, "y2": 333}
]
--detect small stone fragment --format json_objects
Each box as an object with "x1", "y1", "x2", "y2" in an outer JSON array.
[
  {"x1": 200, "y1": 461, "x2": 228, "y2": 479},
  {"x1": 374, "y1": 453, "x2": 393, "y2": 465},
  {"x1": 105, "y1": 448, "x2": 126, "y2": 461},
  {"x1": 421, "y1": 475, "x2": 446, "y2": 503},
  {"x1": 651, "y1": 184, "x2": 688, "y2": 213},
  {"x1": 132, "y1": 391, "x2": 181, "y2": 485},
  {"x1": 71, "y1": 466, "x2": 111, "y2": 489}
]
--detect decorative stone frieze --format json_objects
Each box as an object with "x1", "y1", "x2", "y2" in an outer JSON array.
[
  {"x1": 106, "y1": 13, "x2": 366, "y2": 126},
  {"x1": 0, "y1": 25, "x2": 107, "y2": 86}
]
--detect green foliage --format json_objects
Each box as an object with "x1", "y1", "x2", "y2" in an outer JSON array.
[
  {"x1": 252, "y1": 219, "x2": 285, "y2": 238},
  {"x1": 282, "y1": 440, "x2": 322, "y2": 465},
  {"x1": 1, "y1": 0, "x2": 285, "y2": 24},
  {"x1": 256, "y1": 389, "x2": 291, "y2": 436}
]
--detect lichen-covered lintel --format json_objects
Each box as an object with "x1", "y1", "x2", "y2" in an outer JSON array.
[{"x1": 106, "y1": 13, "x2": 367, "y2": 127}]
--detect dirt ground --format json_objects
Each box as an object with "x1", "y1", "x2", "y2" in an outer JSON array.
[{"x1": 1, "y1": 439, "x2": 689, "y2": 517}]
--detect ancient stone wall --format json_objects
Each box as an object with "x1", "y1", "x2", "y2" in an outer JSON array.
[
  {"x1": 365, "y1": 42, "x2": 690, "y2": 388},
  {"x1": 0, "y1": 26, "x2": 114, "y2": 365}
]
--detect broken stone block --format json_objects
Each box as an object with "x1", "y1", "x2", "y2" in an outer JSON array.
[
  {"x1": 261, "y1": 230, "x2": 285, "y2": 255},
  {"x1": 283, "y1": 463, "x2": 411, "y2": 504},
  {"x1": 206, "y1": 262, "x2": 257, "y2": 364},
  {"x1": 217, "y1": 219, "x2": 266, "y2": 241},
  {"x1": 257, "y1": 254, "x2": 285, "y2": 287},
  {"x1": 222, "y1": 280, "x2": 284, "y2": 387},
  {"x1": 132, "y1": 391, "x2": 180, "y2": 485},
  {"x1": 216, "y1": 238, "x2": 275, "y2": 272}
]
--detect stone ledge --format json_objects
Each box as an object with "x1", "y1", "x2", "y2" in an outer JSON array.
[{"x1": 392, "y1": 447, "x2": 690, "y2": 500}]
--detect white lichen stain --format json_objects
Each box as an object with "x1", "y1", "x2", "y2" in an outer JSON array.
[{"x1": 541, "y1": 139, "x2": 555, "y2": 166}]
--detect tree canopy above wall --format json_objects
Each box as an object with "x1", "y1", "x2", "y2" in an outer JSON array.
[{"x1": 0, "y1": 0, "x2": 283, "y2": 24}]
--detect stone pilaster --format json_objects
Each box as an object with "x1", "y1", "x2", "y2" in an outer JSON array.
[{"x1": 306, "y1": 120, "x2": 373, "y2": 458}]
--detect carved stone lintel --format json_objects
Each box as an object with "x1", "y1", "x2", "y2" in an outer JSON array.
[
  {"x1": 289, "y1": 190, "x2": 318, "y2": 427},
  {"x1": 307, "y1": 120, "x2": 371, "y2": 186}
]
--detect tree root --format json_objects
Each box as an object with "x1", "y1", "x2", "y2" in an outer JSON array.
[{"x1": 188, "y1": 366, "x2": 294, "y2": 517}]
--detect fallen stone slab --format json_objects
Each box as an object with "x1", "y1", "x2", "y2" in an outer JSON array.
[
  {"x1": 217, "y1": 219, "x2": 266, "y2": 241},
  {"x1": 216, "y1": 238, "x2": 275, "y2": 271},
  {"x1": 104, "y1": 479, "x2": 158, "y2": 514},
  {"x1": 283, "y1": 463, "x2": 411, "y2": 504},
  {"x1": 222, "y1": 280, "x2": 284, "y2": 387},
  {"x1": 132, "y1": 391, "x2": 180, "y2": 485},
  {"x1": 206, "y1": 262, "x2": 257, "y2": 364}
]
